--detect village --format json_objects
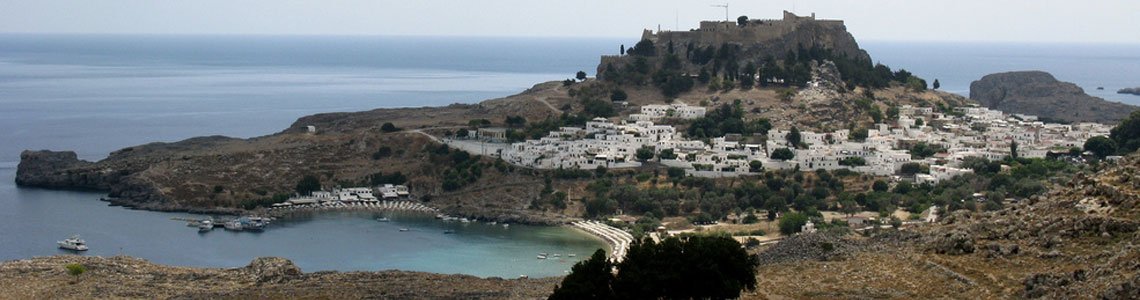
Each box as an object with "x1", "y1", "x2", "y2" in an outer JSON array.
[{"x1": 472, "y1": 102, "x2": 1112, "y2": 183}]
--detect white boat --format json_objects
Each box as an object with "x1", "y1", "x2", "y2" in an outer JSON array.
[
  {"x1": 57, "y1": 235, "x2": 88, "y2": 251},
  {"x1": 376, "y1": 217, "x2": 390, "y2": 222},
  {"x1": 399, "y1": 228, "x2": 410, "y2": 232},
  {"x1": 198, "y1": 219, "x2": 214, "y2": 232},
  {"x1": 537, "y1": 255, "x2": 547, "y2": 259},
  {"x1": 224, "y1": 220, "x2": 244, "y2": 231}
]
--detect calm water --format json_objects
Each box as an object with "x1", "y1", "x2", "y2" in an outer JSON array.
[{"x1": 2, "y1": 35, "x2": 1137, "y2": 276}]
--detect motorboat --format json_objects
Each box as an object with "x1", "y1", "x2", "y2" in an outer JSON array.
[
  {"x1": 399, "y1": 228, "x2": 410, "y2": 232},
  {"x1": 198, "y1": 219, "x2": 214, "y2": 232},
  {"x1": 376, "y1": 217, "x2": 391, "y2": 222},
  {"x1": 443, "y1": 230, "x2": 455, "y2": 234},
  {"x1": 57, "y1": 235, "x2": 88, "y2": 251},
  {"x1": 224, "y1": 220, "x2": 244, "y2": 231}
]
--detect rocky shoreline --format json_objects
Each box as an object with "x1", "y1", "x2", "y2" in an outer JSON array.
[{"x1": 0, "y1": 255, "x2": 559, "y2": 299}]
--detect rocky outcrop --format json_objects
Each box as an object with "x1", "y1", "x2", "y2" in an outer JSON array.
[
  {"x1": 1119, "y1": 87, "x2": 1140, "y2": 96},
  {"x1": 969, "y1": 71, "x2": 1139, "y2": 123},
  {"x1": 0, "y1": 256, "x2": 558, "y2": 299}
]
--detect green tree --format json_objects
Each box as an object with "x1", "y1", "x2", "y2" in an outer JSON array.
[
  {"x1": 900, "y1": 162, "x2": 926, "y2": 175},
  {"x1": 1010, "y1": 140, "x2": 1019, "y2": 159},
  {"x1": 576, "y1": 71, "x2": 587, "y2": 81},
  {"x1": 737, "y1": 15, "x2": 749, "y2": 27},
  {"x1": 66, "y1": 263, "x2": 86, "y2": 283},
  {"x1": 786, "y1": 126, "x2": 802, "y2": 148},
  {"x1": 778, "y1": 212, "x2": 809, "y2": 235},
  {"x1": 771, "y1": 148, "x2": 795, "y2": 161},
  {"x1": 505, "y1": 115, "x2": 527, "y2": 128},
  {"x1": 610, "y1": 236, "x2": 759, "y2": 299},
  {"x1": 620, "y1": 44, "x2": 625, "y2": 55},
  {"x1": 635, "y1": 146, "x2": 656, "y2": 162},
  {"x1": 629, "y1": 39, "x2": 656, "y2": 56},
  {"x1": 295, "y1": 175, "x2": 321, "y2": 196},
  {"x1": 933, "y1": 79, "x2": 941, "y2": 90},
  {"x1": 872, "y1": 179, "x2": 889, "y2": 192},
  {"x1": 1084, "y1": 136, "x2": 1118, "y2": 159},
  {"x1": 550, "y1": 249, "x2": 615, "y2": 300},
  {"x1": 380, "y1": 122, "x2": 400, "y2": 132},
  {"x1": 749, "y1": 160, "x2": 763, "y2": 173},
  {"x1": 610, "y1": 89, "x2": 628, "y2": 102},
  {"x1": 1111, "y1": 110, "x2": 1140, "y2": 154}
]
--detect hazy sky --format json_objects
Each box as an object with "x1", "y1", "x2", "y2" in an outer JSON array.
[{"x1": 2, "y1": 0, "x2": 1137, "y2": 43}]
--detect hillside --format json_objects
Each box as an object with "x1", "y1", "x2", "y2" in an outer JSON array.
[{"x1": 745, "y1": 154, "x2": 1140, "y2": 299}]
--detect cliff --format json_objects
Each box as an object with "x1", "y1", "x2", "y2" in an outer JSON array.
[
  {"x1": 598, "y1": 11, "x2": 870, "y2": 78},
  {"x1": 0, "y1": 256, "x2": 557, "y2": 299},
  {"x1": 969, "y1": 71, "x2": 1139, "y2": 124}
]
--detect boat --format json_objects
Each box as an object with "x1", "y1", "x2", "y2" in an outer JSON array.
[
  {"x1": 198, "y1": 219, "x2": 214, "y2": 232},
  {"x1": 399, "y1": 228, "x2": 410, "y2": 232},
  {"x1": 224, "y1": 220, "x2": 244, "y2": 231},
  {"x1": 568, "y1": 253, "x2": 577, "y2": 257},
  {"x1": 57, "y1": 235, "x2": 88, "y2": 251},
  {"x1": 553, "y1": 253, "x2": 561, "y2": 258},
  {"x1": 537, "y1": 255, "x2": 547, "y2": 259},
  {"x1": 443, "y1": 230, "x2": 455, "y2": 234},
  {"x1": 376, "y1": 217, "x2": 390, "y2": 222},
  {"x1": 502, "y1": 223, "x2": 509, "y2": 228},
  {"x1": 1097, "y1": 87, "x2": 1106, "y2": 90}
]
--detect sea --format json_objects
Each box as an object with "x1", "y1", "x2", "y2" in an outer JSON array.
[{"x1": 1, "y1": 34, "x2": 1138, "y2": 277}]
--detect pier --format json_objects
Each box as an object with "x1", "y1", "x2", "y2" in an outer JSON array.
[{"x1": 266, "y1": 200, "x2": 437, "y2": 216}]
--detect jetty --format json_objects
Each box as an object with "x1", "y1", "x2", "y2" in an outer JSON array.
[{"x1": 570, "y1": 220, "x2": 634, "y2": 263}]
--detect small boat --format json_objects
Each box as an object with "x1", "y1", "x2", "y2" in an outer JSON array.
[
  {"x1": 443, "y1": 230, "x2": 455, "y2": 234},
  {"x1": 1097, "y1": 87, "x2": 1106, "y2": 90},
  {"x1": 502, "y1": 223, "x2": 509, "y2": 228},
  {"x1": 58, "y1": 235, "x2": 88, "y2": 251},
  {"x1": 399, "y1": 228, "x2": 410, "y2": 232},
  {"x1": 459, "y1": 218, "x2": 470, "y2": 223},
  {"x1": 198, "y1": 219, "x2": 214, "y2": 232},
  {"x1": 376, "y1": 217, "x2": 390, "y2": 222},
  {"x1": 537, "y1": 255, "x2": 547, "y2": 259},
  {"x1": 568, "y1": 253, "x2": 577, "y2": 257},
  {"x1": 553, "y1": 253, "x2": 561, "y2": 258},
  {"x1": 224, "y1": 220, "x2": 244, "y2": 231}
]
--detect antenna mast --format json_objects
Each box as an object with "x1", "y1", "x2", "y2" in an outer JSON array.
[{"x1": 711, "y1": 3, "x2": 729, "y2": 22}]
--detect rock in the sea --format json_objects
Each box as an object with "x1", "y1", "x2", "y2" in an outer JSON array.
[
  {"x1": 969, "y1": 71, "x2": 1139, "y2": 123},
  {"x1": 1118, "y1": 87, "x2": 1140, "y2": 96}
]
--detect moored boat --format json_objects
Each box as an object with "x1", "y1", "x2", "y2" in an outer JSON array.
[{"x1": 57, "y1": 235, "x2": 88, "y2": 251}]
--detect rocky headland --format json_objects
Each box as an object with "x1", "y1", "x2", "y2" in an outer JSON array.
[
  {"x1": 0, "y1": 256, "x2": 557, "y2": 299},
  {"x1": 970, "y1": 71, "x2": 1139, "y2": 123},
  {"x1": 1119, "y1": 87, "x2": 1140, "y2": 96}
]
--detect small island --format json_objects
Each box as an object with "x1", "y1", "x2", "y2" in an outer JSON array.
[{"x1": 1119, "y1": 87, "x2": 1140, "y2": 96}]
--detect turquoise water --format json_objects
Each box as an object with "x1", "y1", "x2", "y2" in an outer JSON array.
[{"x1": 1, "y1": 35, "x2": 1136, "y2": 276}]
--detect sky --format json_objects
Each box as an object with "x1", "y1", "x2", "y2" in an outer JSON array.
[{"x1": 2, "y1": 0, "x2": 1138, "y2": 44}]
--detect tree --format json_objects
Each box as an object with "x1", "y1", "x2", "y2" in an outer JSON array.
[
  {"x1": 380, "y1": 122, "x2": 400, "y2": 132},
  {"x1": 455, "y1": 128, "x2": 469, "y2": 138},
  {"x1": 900, "y1": 162, "x2": 926, "y2": 175},
  {"x1": 610, "y1": 89, "x2": 628, "y2": 102},
  {"x1": 1084, "y1": 136, "x2": 1118, "y2": 159},
  {"x1": 771, "y1": 148, "x2": 795, "y2": 161},
  {"x1": 295, "y1": 175, "x2": 321, "y2": 196},
  {"x1": 737, "y1": 15, "x2": 749, "y2": 27},
  {"x1": 66, "y1": 263, "x2": 86, "y2": 283},
  {"x1": 609, "y1": 236, "x2": 759, "y2": 299},
  {"x1": 635, "y1": 146, "x2": 656, "y2": 162},
  {"x1": 749, "y1": 160, "x2": 763, "y2": 173},
  {"x1": 576, "y1": 71, "x2": 587, "y2": 81},
  {"x1": 1010, "y1": 140, "x2": 1019, "y2": 159},
  {"x1": 628, "y1": 39, "x2": 656, "y2": 56},
  {"x1": 932, "y1": 79, "x2": 941, "y2": 90},
  {"x1": 786, "y1": 126, "x2": 802, "y2": 148},
  {"x1": 1110, "y1": 110, "x2": 1140, "y2": 154},
  {"x1": 778, "y1": 212, "x2": 809, "y2": 235},
  {"x1": 505, "y1": 115, "x2": 527, "y2": 128},
  {"x1": 550, "y1": 249, "x2": 615, "y2": 300},
  {"x1": 620, "y1": 44, "x2": 625, "y2": 55},
  {"x1": 872, "y1": 180, "x2": 889, "y2": 192}
]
